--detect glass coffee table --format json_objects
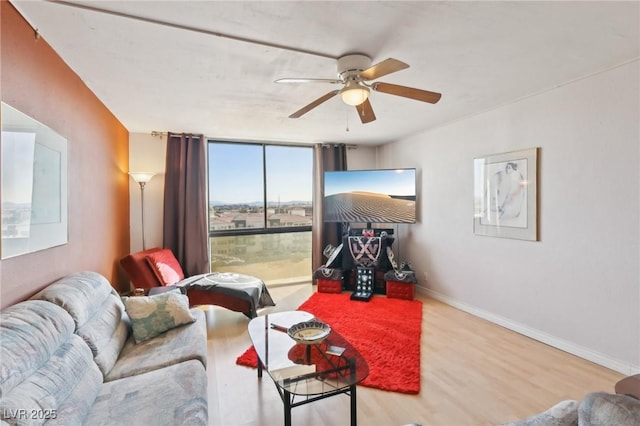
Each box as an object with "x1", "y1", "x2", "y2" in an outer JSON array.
[{"x1": 248, "y1": 311, "x2": 369, "y2": 426}]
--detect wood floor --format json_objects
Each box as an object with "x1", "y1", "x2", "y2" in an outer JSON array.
[{"x1": 200, "y1": 284, "x2": 623, "y2": 426}]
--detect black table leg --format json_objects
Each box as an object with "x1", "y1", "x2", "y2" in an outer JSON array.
[
  {"x1": 257, "y1": 358, "x2": 263, "y2": 379},
  {"x1": 350, "y1": 384, "x2": 357, "y2": 426},
  {"x1": 349, "y1": 357, "x2": 357, "y2": 426},
  {"x1": 284, "y1": 389, "x2": 292, "y2": 426}
]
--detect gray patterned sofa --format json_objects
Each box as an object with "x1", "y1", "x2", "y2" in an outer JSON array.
[
  {"x1": 504, "y1": 392, "x2": 640, "y2": 426},
  {"x1": 0, "y1": 271, "x2": 208, "y2": 425}
]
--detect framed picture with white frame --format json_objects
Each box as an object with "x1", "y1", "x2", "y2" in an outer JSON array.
[
  {"x1": 473, "y1": 147, "x2": 539, "y2": 241},
  {"x1": 1, "y1": 102, "x2": 69, "y2": 258}
]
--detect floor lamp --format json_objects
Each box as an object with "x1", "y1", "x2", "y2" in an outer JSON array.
[{"x1": 129, "y1": 172, "x2": 155, "y2": 250}]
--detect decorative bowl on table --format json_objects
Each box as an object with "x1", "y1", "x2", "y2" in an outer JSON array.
[{"x1": 287, "y1": 320, "x2": 331, "y2": 345}]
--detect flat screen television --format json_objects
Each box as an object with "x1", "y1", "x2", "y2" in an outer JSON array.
[{"x1": 323, "y1": 168, "x2": 417, "y2": 225}]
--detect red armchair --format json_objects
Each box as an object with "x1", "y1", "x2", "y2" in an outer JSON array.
[
  {"x1": 119, "y1": 248, "x2": 256, "y2": 317},
  {"x1": 119, "y1": 248, "x2": 165, "y2": 290}
]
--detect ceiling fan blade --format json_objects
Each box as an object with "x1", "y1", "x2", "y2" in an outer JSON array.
[
  {"x1": 289, "y1": 90, "x2": 340, "y2": 118},
  {"x1": 373, "y1": 82, "x2": 442, "y2": 104},
  {"x1": 276, "y1": 78, "x2": 341, "y2": 84},
  {"x1": 360, "y1": 58, "x2": 409, "y2": 81},
  {"x1": 355, "y1": 99, "x2": 376, "y2": 124}
]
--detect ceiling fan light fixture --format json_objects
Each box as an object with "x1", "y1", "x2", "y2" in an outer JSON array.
[{"x1": 340, "y1": 83, "x2": 370, "y2": 106}]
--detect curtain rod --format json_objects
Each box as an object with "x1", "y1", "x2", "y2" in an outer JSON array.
[
  {"x1": 151, "y1": 132, "x2": 357, "y2": 149},
  {"x1": 152, "y1": 131, "x2": 204, "y2": 138},
  {"x1": 46, "y1": 0, "x2": 337, "y2": 60},
  {"x1": 322, "y1": 143, "x2": 357, "y2": 149},
  {"x1": 151, "y1": 130, "x2": 358, "y2": 149}
]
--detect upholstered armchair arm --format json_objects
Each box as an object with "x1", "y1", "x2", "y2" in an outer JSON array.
[{"x1": 119, "y1": 247, "x2": 164, "y2": 288}]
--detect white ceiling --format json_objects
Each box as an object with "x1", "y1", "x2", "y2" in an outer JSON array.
[{"x1": 10, "y1": 1, "x2": 639, "y2": 146}]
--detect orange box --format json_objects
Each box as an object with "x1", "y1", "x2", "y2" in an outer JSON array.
[
  {"x1": 386, "y1": 280, "x2": 414, "y2": 300},
  {"x1": 317, "y1": 279, "x2": 342, "y2": 293}
]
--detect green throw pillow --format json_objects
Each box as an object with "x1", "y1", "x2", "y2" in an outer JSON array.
[{"x1": 123, "y1": 289, "x2": 195, "y2": 343}]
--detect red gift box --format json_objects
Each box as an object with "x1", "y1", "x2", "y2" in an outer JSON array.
[
  {"x1": 385, "y1": 280, "x2": 414, "y2": 300},
  {"x1": 317, "y1": 278, "x2": 342, "y2": 293}
]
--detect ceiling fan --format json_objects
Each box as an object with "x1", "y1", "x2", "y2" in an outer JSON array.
[{"x1": 276, "y1": 54, "x2": 442, "y2": 124}]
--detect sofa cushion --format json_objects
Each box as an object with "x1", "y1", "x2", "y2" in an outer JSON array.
[
  {"x1": 504, "y1": 400, "x2": 578, "y2": 426},
  {"x1": 0, "y1": 300, "x2": 75, "y2": 396},
  {"x1": 105, "y1": 309, "x2": 207, "y2": 382},
  {"x1": 53, "y1": 357, "x2": 104, "y2": 425},
  {"x1": 123, "y1": 289, "x2": 195, "y2": 343},
  {"x1": 31, "y1": 271, "x2": 114, "y2": 328},
  {"x1": 145, "y1": 248, "x2": 185, "y2": 285},
  {"x1": 31, "y1": 271, "x2": 130, "y2": 377},
  {"x1": 578, "y1": 392, "x2": 640, "y2": 426},
  {"x1": 0, "y1": 301, "x2": 102, "y2": 426},
  {"x1": 87, "y1": 360, "x2": 208, "y2": 426},
  {"x1": 75, "y1": 293, "x2": 131, "y2": 376}
]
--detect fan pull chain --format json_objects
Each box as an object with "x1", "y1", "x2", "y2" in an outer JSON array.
[{"x1": 345, "y1": 108, "x2": 350, "y2": 132}]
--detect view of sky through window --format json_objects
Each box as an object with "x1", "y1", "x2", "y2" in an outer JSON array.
[
  {"x1": 208, "y1": 143, "x2": 263, "y2": 205},
  {"x1": 208, "y1": 143, "x2": 312, "y2": 206},
  {"x1": 265, "y1": 145, "x2": 312, "y2": 206}
]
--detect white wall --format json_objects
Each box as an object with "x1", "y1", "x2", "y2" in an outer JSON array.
[
  {"x1": 129, "y1": 133, "x2": 166, "y2": 252},
  {"x1": 378, "y1": 61, "x2": 640, "y2": 374},
  {"x1": 346, "y1": 145, "x2": 377, "y2": 170}
]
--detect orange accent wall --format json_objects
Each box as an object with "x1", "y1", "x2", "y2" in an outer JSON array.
[{"x1": 0, "y1": 2, "x2": 131, "y2": 307}]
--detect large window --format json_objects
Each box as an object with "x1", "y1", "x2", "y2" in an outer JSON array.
[{"x1": 208, "y1": 142, "x2": 312, "y2": 283}]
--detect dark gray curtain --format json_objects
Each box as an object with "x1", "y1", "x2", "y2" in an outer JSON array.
[
  {"x1": 311, "y1": 143, "x2": 347, "y2": 271},
  {"x1": 163, "y1": 133, "x2": 209, "y2": 276}
]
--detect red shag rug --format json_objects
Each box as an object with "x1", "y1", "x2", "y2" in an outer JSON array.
[{"x1": 236, "y1": 292, "x2": 423, "y2": 394}]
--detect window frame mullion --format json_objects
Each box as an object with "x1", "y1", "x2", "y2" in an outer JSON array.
[{"x1": 262, "y1": 144, "x2": 268, "y2": 229}]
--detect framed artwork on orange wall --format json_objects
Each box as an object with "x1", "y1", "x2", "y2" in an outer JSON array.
[{"x1": 1, "y1": 102, "x2": 68, "y2": 258}]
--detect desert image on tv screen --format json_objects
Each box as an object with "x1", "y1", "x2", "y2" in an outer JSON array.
[{"x1": 324, "y1": 169, "x2": 416, "y2": 223}]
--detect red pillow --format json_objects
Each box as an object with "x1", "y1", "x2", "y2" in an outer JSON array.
[{"x1": 145, "y1": 249, "x2": 185, "y2": 286}]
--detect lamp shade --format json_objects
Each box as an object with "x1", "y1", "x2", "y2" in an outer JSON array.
[
  {"x1": 129, "y1": 172, "x2": 155, "y2": 184},
  {"x1": 340, "y1": 83, "x2": 370, "y2": 106}
]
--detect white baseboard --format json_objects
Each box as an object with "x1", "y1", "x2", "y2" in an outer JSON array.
[{"x1": 416, "y1": 285, "x2": 640, "y2": 376}]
